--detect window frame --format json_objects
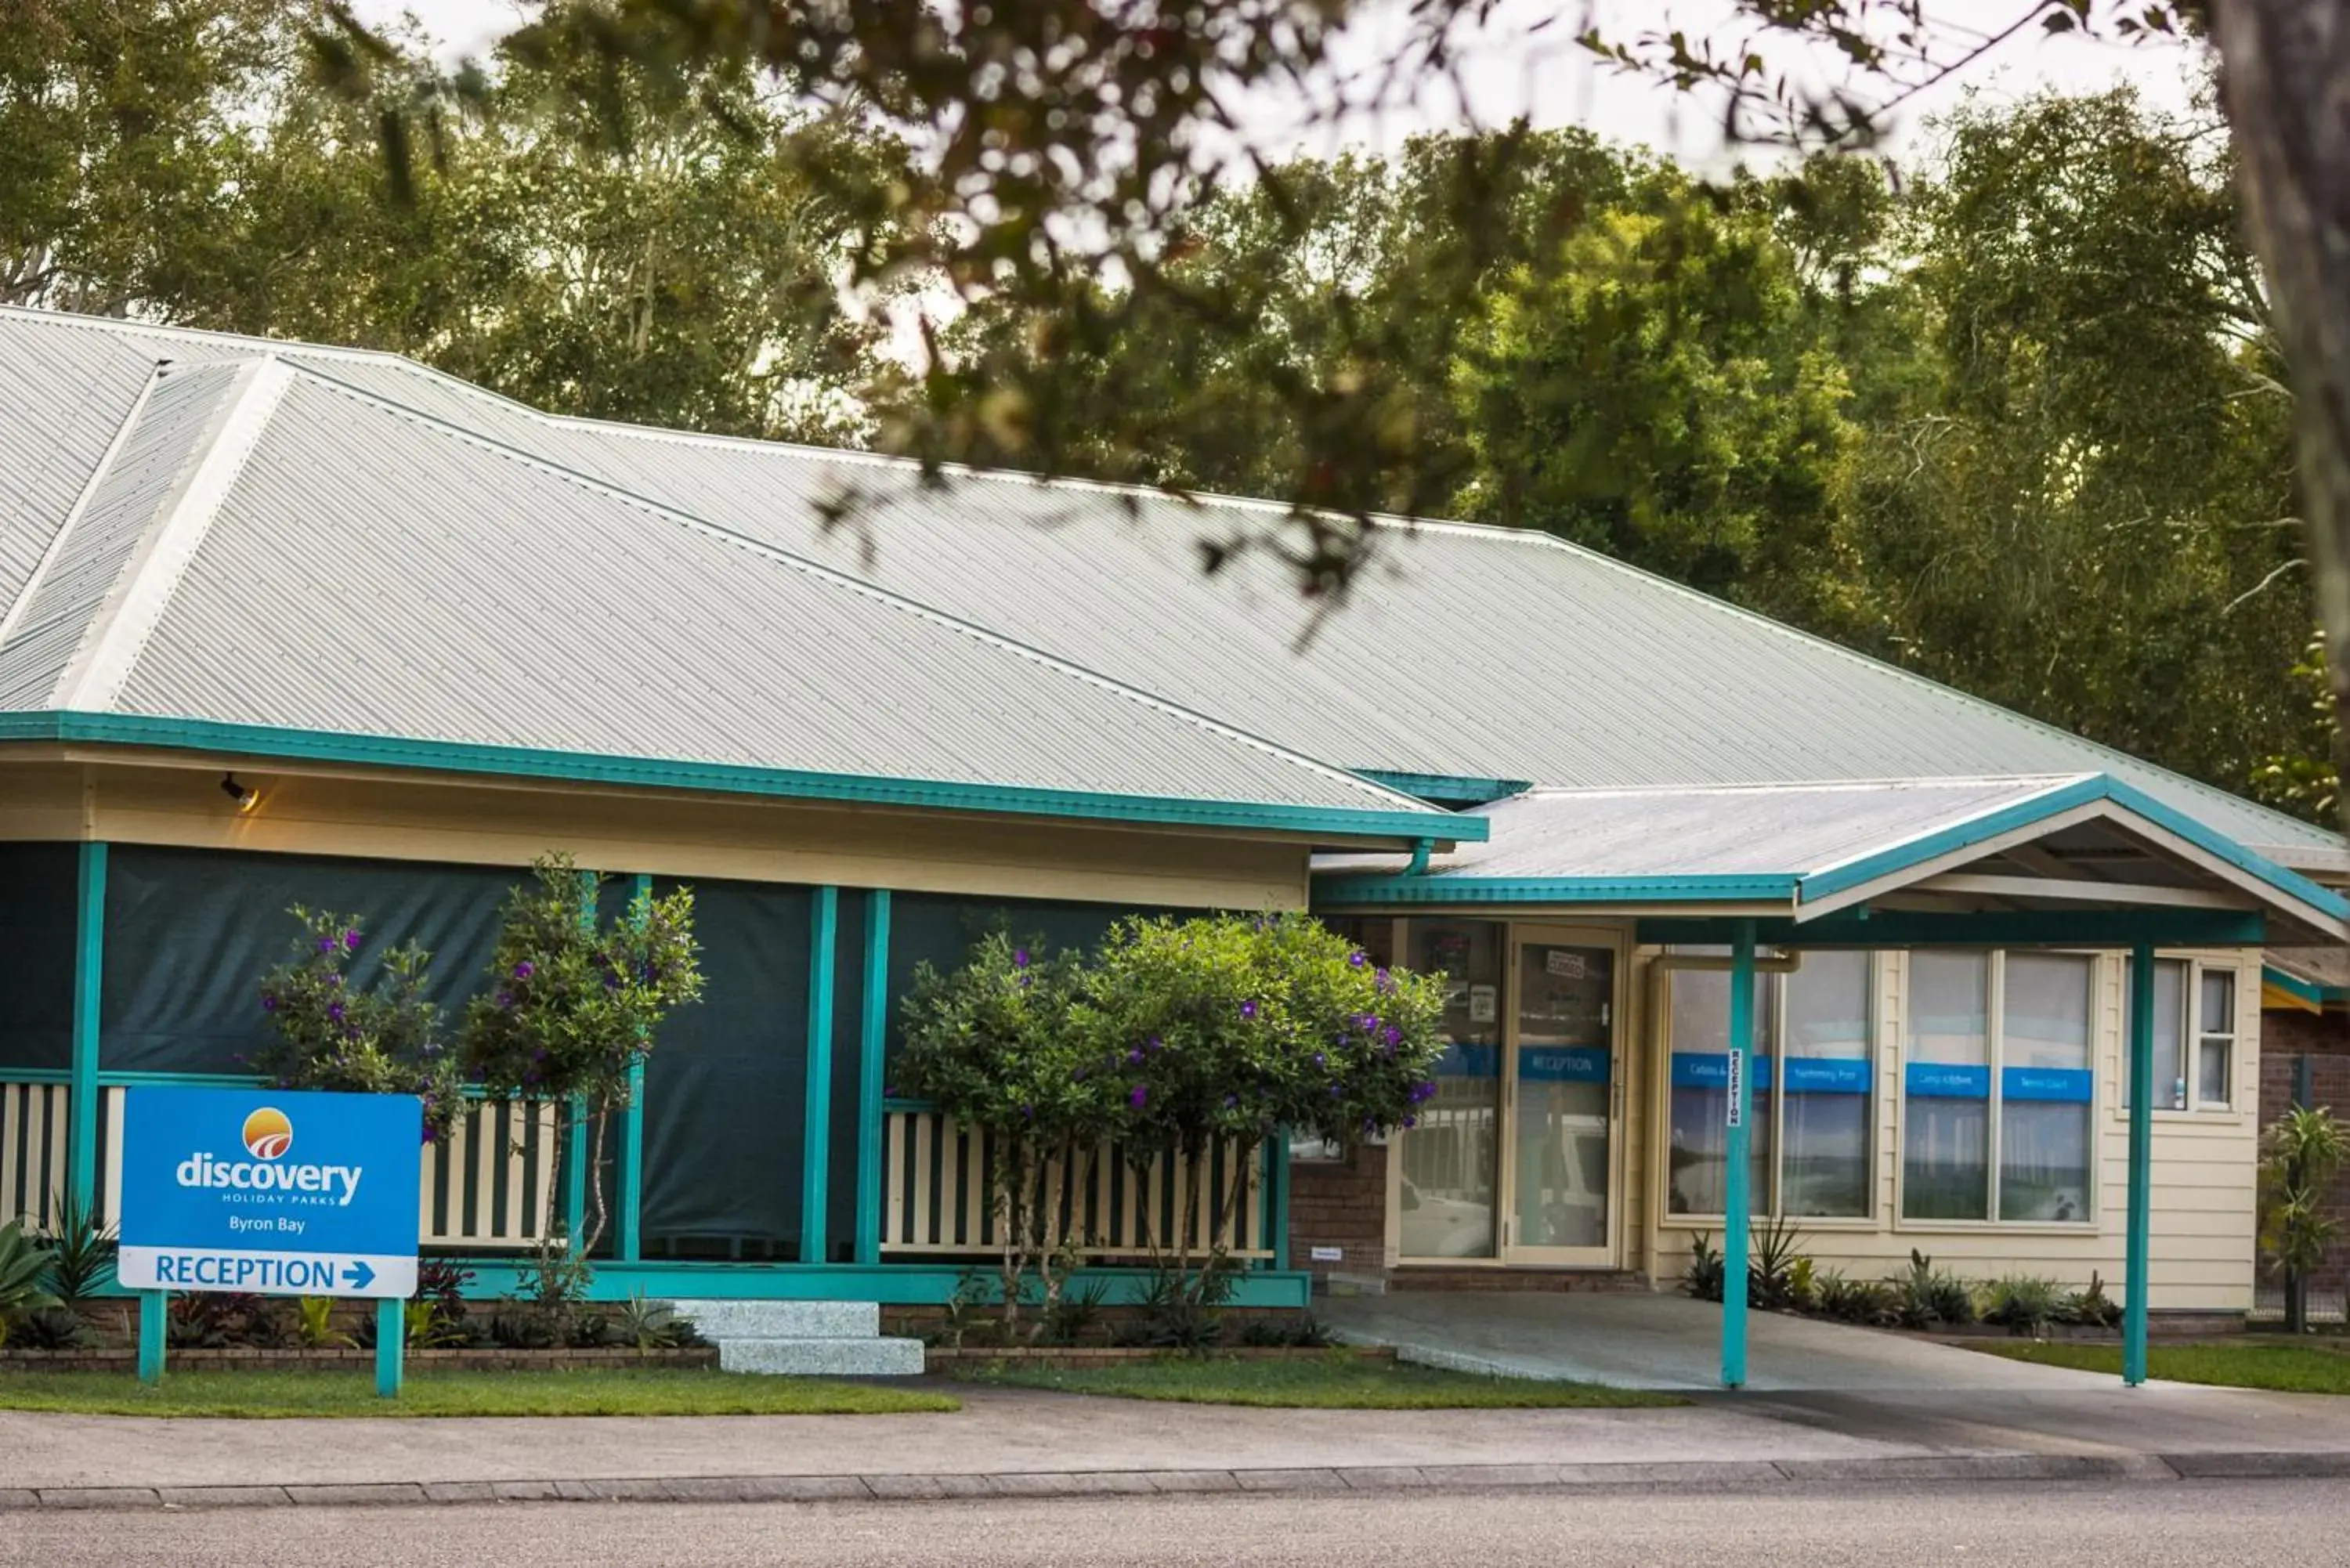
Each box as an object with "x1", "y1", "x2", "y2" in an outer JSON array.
[
  {"x1": 2114, "y1": 954, "x2": 2243, "y2": 1118},
  {"x1": 1893, "y1": 948, "x2": 2099, "y2": 1233},
  {"x1": 1656, "y1": 948, "x2": 1880, "y2": 1230}
]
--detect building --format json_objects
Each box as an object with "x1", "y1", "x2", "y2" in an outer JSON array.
[{"x1": 2, "y1": 305, "x2": 2342, "y2": 1324}]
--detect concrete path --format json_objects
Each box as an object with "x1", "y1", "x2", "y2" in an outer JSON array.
[{"x1": 1320, "y1": 1290, "x2": 2117, "y2": 1392}]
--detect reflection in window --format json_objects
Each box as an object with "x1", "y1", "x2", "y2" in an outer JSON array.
[
  {"x1": 1398, "y1": 921, "x2": 1502, "y2": 1259},
  {"x1": 1665, "y1": 959, "x2": 1773, "y2": 1219},
  {"x1": 1780, "y1": 951, "x2": 1873, "y2": 1217},
  {"x1": 1998, "y1": 954, "x2": 2093, "y2": 1223},
  {"x1": 1902, "y1": 952, "x2": 1990, "y2": 1221}
]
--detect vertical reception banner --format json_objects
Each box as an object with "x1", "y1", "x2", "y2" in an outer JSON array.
[{"x1": 118, "y1": 1087, "x2": 421, "y2": 1297}]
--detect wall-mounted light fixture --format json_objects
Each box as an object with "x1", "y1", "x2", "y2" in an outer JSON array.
[{"x1": 219, "y1": 773, "x2": 260, "y2": 814}]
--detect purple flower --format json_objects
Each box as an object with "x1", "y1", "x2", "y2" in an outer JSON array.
[
  {"x1": 1128, "y1": 1084, "x2": 1149, "y2": 1109},
  {"x1": 1127, "y1": 1046, "x2": 1145, "y2": 1064},
  {"x1": 1348, "y1": 950, "x2": 1368, "y2": 968},
  {"x1": 342, "y1": 929, "x2": 362, "y2": 952},
  {"x1": 513, "y1": 960, "x2": 536, "y2": 980},
  {"x1": 522, "y1": 1069, "x2": 540, "y2": 1086},
  {"x1": 261, "y1": 993, "x2": 279, "y2": 1013},
  {"x1": 1402, "y1": 1114, "x2": 1418, "y2": 1129},
  {"x1": 1021, "y1": 1104, "x2": 1034, "y2": 1120},
  {"x1": 316, "y1": 935, "x2": 336, "y2": 955},
  {"x1": 1240, "y1": 1000, "x2": 1259, "y2": 1021},
  {"x1": 1382, "y1": 1024, "x2": 1401, "y2": 1047},
  {"x1": 1374, "y1": 967, "x2": 1393, "y2": 993},
  {"x1": 1013, "y1": 948, "x2": 1031, "y2": 970},
  {"x1": 1312, "y1": 1052, "x2": 1325, "y2": 1068},
  {"x1": 496, "y1": 991, "x2": 513, "y2": 1009},
  {"x1": 1224, "y1": 1093, "x2": 1239, "y2": 1109},
  {"x1": 1329, "y1": 1083, "x2": 1342, "y2": 1097},
  {"x1": 327, "y1": 1001, "x2": 345, "y2": 1023},
  {"x1": 1148, "y1": 1035, "x2": 1162, "y2": 1052}
]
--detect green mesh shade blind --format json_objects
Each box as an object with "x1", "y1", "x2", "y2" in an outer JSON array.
[
  {"x1": 100, "y1": 846, "x2": 519, "y2": 1074},
  {"x1": 0, "y1": 844, "x2": 77, "y2": 1069},
  {"x1": 637, "y1": 876, "x2": 809, "y2": 1259},
  {"x1": 881, "y1": 894, "x2": 1188, "y2": 1068}
]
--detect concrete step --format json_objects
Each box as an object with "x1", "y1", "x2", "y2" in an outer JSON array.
[
  {"x1": 663, "y1": 1299, "x2": 880, "y2": 1341},
  {"x1": 716, "y1": 1336, "x2": 927, "y2": 1377}
]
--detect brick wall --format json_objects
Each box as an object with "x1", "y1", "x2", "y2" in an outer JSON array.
[
  {"x1": 1289, "y1": 1143, "x2": 1387, "y2": 1283},
  {"x1": 2259, "y1": 1006, "x2": 2350, "y2": 1292}
]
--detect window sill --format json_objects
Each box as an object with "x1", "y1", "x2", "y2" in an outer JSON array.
[{"x1": 1892, "y1": 1218, "x2": 2102, "y2": 1237}]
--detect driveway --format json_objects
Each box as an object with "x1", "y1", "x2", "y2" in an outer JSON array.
[{"x1": 1320, "y1": 1290, "x2": 2121, "y2": 1393}]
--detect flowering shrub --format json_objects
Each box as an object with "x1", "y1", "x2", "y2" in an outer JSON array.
[
  {"x1": 898, "y1": 932, "x2": 1104, "y2": 1335},
  {"x1": 898, "y1": 912, "x2": 1447, "y2": 1327},
  {"x1": 458, "y1": 853, "x2": 702, "y2": 1252},
  {"x1": 1085, "y1": 913, "x2": 1446, "y2": 1295},
  {"x1": 255, "y1": 908, "x2": 463, "y2": 1141}
]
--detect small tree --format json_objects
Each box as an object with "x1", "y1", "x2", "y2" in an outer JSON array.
[
  {"x1": 459, "y1": 854, "x2": 702, "y2": 1255},
  {"x1": 1084, "y1": 912, "x2": 1446, "y2": 1313},
  {"x1": 255, "y1": 907, "x2": 464, "y2": 1141},
  {"x1": 897, "y1": 933, "x2": 1110, "y2": 1338},
  {"x1": 2259, "y1": 1104, "x2": 2349, "y2": 1335}
]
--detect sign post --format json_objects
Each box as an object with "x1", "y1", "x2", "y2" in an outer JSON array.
[{"x1": 119, "y1": 1088, "x2": 423, "y2": 1396}]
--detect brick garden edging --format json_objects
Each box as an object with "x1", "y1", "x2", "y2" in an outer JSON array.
[
  {"x1": 921, "y1": 1345, "x2": 1394, "y2": 1371},
  {"x1": 0, "y1": 1346, "x2": 718, "y2": 1375}
]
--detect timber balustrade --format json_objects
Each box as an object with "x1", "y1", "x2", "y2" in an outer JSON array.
[{"x1": 879, "y1": 1101, "x2": 1275, "y2": 1262}]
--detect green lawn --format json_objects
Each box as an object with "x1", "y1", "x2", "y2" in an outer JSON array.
[
  {"x1": 0, "y1": 1369, "x2": 960, "y2": 1418},
  {"x1": 1971, "y1": 1338, "x2": 2350, "y2": 1395},
  {"x1": 949, "y1": 1353, "x2": 1680, "y2": 1409}
]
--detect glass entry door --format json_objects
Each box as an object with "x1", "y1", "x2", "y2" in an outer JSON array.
[{"x1": 1504, "y1": 931, "x2": 1620, "y2": 1264}]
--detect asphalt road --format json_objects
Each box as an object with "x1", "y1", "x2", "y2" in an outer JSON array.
[{"x1": 6, "y1": 1479, "x2": 2343, "y2": 1567}]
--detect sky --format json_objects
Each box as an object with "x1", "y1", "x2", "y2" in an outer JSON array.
[{"x1": 352, "y1": 0, "x2": 2213, "y2": 175}]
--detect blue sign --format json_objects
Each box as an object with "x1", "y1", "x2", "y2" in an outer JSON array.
[
  {"x1": 2002, "y1": 1066, "x2": 2094, "y2": 1104},
  {"x1": 1520, "y1": 1046, "x2": 1610, "y2": 1085},
  {"x1": 1905, "y1": 1062, "x2": 1991, "y2": 1100},
  {"x1": 1781, "y1": 1057, "x2": 1872, "y2": 1095},
  {"x1": 118, "y1": 1088, "x2": 421, "y2": 1299},
  {"x1": 1671, "y1": 1053, "x2": 1776, "y2": 1091}
]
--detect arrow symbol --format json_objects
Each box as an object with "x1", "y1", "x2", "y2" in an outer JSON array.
[{"x1": 342, "y1": 1260, "x2": 374, "y2": 1291}]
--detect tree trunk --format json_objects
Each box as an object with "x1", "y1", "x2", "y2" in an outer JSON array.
[
  {"x1": 2212, "y1": 3, "x2": 2350, "y2": 823},
  {"x1": 581, "y1": 1108, "x2": 611, "y2": 1257}
]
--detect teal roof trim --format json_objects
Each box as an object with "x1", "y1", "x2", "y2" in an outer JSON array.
[
  {"x1": 1, "y1": 710, "x2": 1484, "y2": 843},
  {"x1": 1311, "y1": 873, "x2": 1798, "y2": 906},
  {"x1": 1797, "y1": 775, "x2": 2350, "y2": 924},
  {"x1": 2261, "y1": 965, "x2": 2347, "y2": 1007},
  {"x1": 1350, "y1": 770, "x2": 1533, "y2": 808}
]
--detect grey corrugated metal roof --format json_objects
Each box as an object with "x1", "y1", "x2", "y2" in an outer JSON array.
[
  {"x1": 1318, "y1": 777, "x2": 2087, "y2": 883},
  {"x1": 0, "y1": 361, "x2": 249, "y2": 709},
  {"x1": 0, "y1": 343, "x2": 1453, "y2": 833},
  {"x1": 2, "y1": 305, "x2": 2337, "y2": 869}
]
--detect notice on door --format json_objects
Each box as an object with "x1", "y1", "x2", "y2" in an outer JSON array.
[
  {"x1": 1725, "y1": 1049, "x2": 1744, "y2": 1128},
  {"x1": 1545, "y1": 949, "x2": 1586, "y2": 979}
]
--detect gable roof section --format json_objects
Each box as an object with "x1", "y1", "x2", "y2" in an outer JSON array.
[
  {"x1": 1311, "y1": 775, "x2": 2349, "y2": 943},
  {"x1": 0, "y1": 347, "x2": 1467, "y2": 842},
  {"x1": 0, "y1": 305, "x2": 2336, "y2": 873}
]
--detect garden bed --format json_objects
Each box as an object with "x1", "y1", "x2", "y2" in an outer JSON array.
[{"x1": 0, "y1": 1345, "x2": 718, "y2": 1375}]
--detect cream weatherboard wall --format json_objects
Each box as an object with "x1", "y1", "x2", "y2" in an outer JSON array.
[
  {"x1": 1639, "y1": 945, "x2": 2264, "y2": 1314},
  {"x1": 0, "y1": 753, "x2": 1318, "y2": 910}
]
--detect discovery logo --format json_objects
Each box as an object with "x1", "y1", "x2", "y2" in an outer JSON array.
[{"x1": 176, "y1": 1106, "x2": 364, "y2": 1205}]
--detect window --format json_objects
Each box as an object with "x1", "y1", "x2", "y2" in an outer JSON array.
[
  {"x1": 1900, "y1": 951, "x2": 2095, "y2": 1225},
  {"x1": 2122, "y1": 958, "x2": 2239, "y2": 1114},
  {"x1": 1998, "y1": 955, "x2": 2093, "y2": 1223},
  {"x1": 1902, "y1": 952, "x2": 1990, "y2": 1221},
  {"x1": 2197, "y1": 970, "x2": 2236, "y2": 1108},
  {"x1": 1397, "y1": 920, "x2": 1504, "y2": 1259},
  {"x1": 1665, "y1": 950, "x2": 1872, "y2": 1220}
]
